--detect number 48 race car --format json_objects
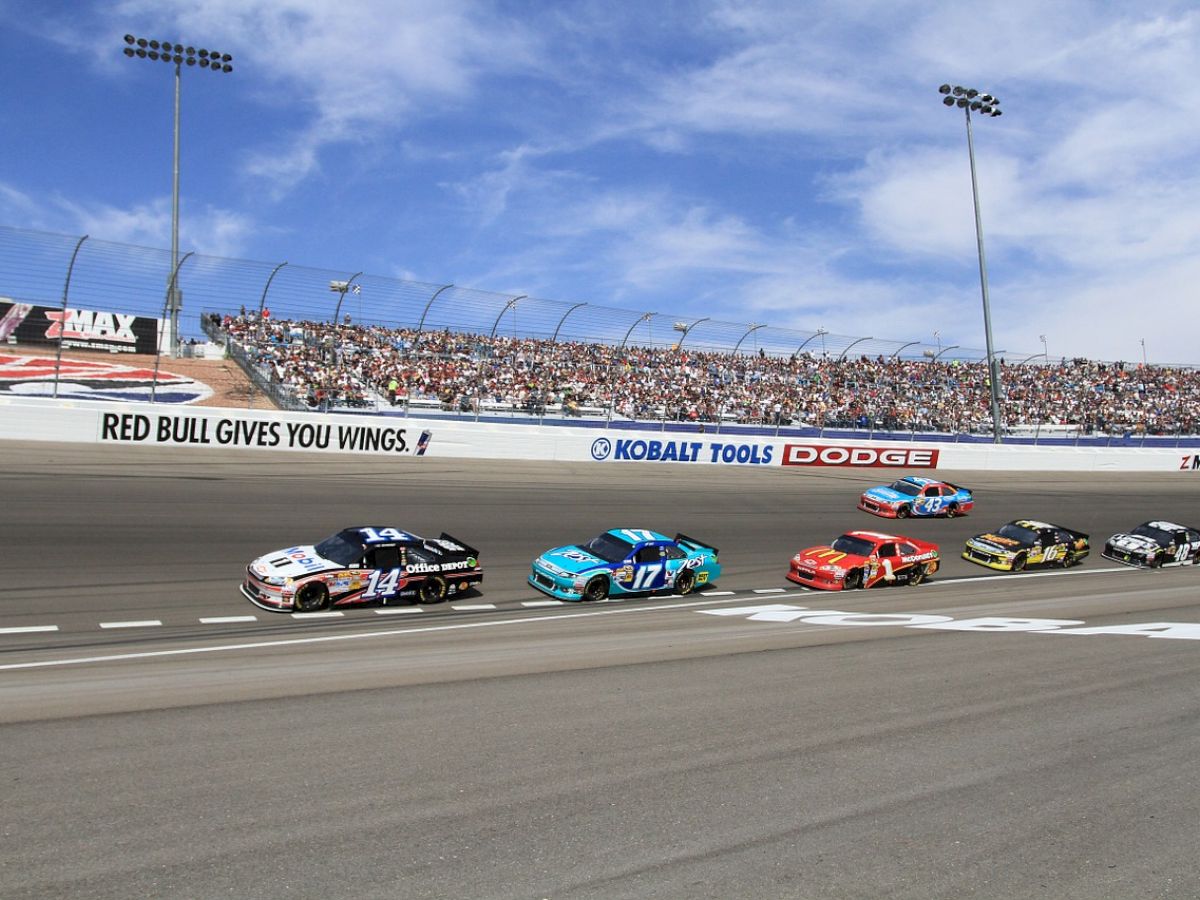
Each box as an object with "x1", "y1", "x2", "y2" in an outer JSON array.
[
  {"x1": 242, "y1": 526, "x2": 482, "y2": 612},
  {"x1": 529, "y1": 528, "x2": 720, "y2": 601},
  {"x1": 1103, "y1": 521, "x2": 1200, "y2": 568}
]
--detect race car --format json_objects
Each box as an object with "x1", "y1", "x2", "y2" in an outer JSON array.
[
  {"x1": 858, "y1": 475, "x2": 974, "y2": 518},
  {"x1": 1102, "y1": 521, "x2": 1200, "y2": 568},
  {"x1": 529, "y1": 528, "x2": 719, "y2": 601},
  {"x1": 786, "y1": 530, "x2": 940, "y2": 590},
  {"x1": 962, "y1": 520, "x2": 1089, "y2": 572},
  {"x1": 241, "y1": 525, "x2": 482, "y2": 612}
]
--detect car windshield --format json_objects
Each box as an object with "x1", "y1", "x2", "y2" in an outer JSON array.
[
  {"x1": 888, "y1": 480, "x2": 921, "y2": 496},
  {"x1": 1131, "y1": 523, "x2": 1172, "y2": 547},
  {"x1": 315, "y1": 532, "x2": 367, "y2": 566},
  {"x1": 996, "y1": 523, "x2": 1039, "y2": 544},
  {"x1": 831, "y1": 534, "x2": 877, "y2": 556},
  {"x1": 578, "y1": 532, "x2": 635, "y2": 563}
]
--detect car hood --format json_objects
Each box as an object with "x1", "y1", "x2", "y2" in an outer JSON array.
[
  {"x1": 250, "y1": 545, "x2": 342, "y2": 579},
  {"x1": 534, "y1": 545, "x2": 612, "y2": 576},
  {"x1": 794, "y1": 545, "x2": 868, "y2": 567},
  {"x1": 863, "y1": 487, "x2": 908, "y2": 503},
  {"x1": 1106, "y1": 533, "x2": 1159, "y2": 553},
  {"x1": 967, "y1": 533, "x2": 1026, "y2": 551}
]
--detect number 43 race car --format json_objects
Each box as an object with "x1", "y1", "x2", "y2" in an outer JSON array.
[
  {"x1": 242, "y1": 526, "x2": 482, "y2": 612},
  {"x1": 529, "y1": 528, "x2": 720, "y2": 601},
  {"x1": 858, "y1": 475, "x2": 974, "y2": 518}
]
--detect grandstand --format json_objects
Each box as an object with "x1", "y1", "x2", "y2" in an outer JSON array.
[{"x1": 2, "y1": 225, "x2": 1197, "y2": 443}]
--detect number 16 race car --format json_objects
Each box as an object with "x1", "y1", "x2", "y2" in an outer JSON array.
[
  {"x1": 962, "y1": 520, "x2": 1089, "y2": 572},
  {"x1": 242, "y1": 526, "x2": 482, "y2": 612},
  {"x1": 786, "y1": 530, "x2": 940, "y2": 590},
  {"x1": 529, "y1": 528, "x2": 720, "y2": 601}
]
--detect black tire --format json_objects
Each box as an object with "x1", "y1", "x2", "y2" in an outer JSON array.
[
  {"x1": 908, "y1": 564, "x2": 926, "y2": 586},
  {"x1": 293, "y1": 582, "x2": 329, "y2": 612},
  {"x1": 843, "y1": 569, "x2": 863, "y2": 590},
  {"x1": 419, "y1": 575, "x2": 448, "y2": 604},
  {"x1": 896, "y1": 505, "x2": 910, "y2": 519},
  {"x1": 1012, "y1": 554, "x2": 1027, "y2": 572},
  {"x1": 674, "y1": 569, "x2": 696, "y2": 596},
  {"x1": 945, "y1": 504, "x2": 959, "y2": 519},
  {"x1": 583, "y1": 575, "x2": 609, "y2": 602}
]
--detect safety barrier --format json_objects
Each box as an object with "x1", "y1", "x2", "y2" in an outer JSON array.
[{"x1": 1, "y1": 397, "x2": 1195, "y2": 473}]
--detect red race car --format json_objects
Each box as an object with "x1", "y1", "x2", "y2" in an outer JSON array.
[{"x1": 787, "y1": 530, "x2": 940, "y2": 590}]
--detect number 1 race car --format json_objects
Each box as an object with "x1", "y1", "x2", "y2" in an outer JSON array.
[
  {"x1": 1102, "y1": 521, "x2": 1200, "y2": 568},
  {"x1": 786, "y1": 530, "x2": 940, "y2": 590},
  {"x1": 529, "y1": 528, "x2": 720, "y2": 601},
  {"x1": 242, "y1": 526, "x2": 482, "y2": 612},
  {"x1": 858, "y1": 475, "x2": 974, "y2": 518},
  {"x1": 962, "y1": 520, "x2": 1089, "y2": 572}
]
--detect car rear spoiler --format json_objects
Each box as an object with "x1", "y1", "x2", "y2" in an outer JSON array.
[
  {"x1": 438, "y1": 532, "x2": 480, "y2": 558},
  {"x1": 944, "y1": 481, "x2": 971, "y2": 495},
  {"x1": 675, "y1": 533, "x2": 718, "y2": 555},
  {"x1": 1061, "y1": 527, "x2": 1089, "y2": 543}
]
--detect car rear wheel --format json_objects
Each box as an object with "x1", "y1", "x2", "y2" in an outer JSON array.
[
  {"x1": 583, "y1": 575, "x2": 609, "y2": 602},
  {"x1": 945, "y1": 504, "x2": 959, "y2": 518},
  {"x1": 419, "y1": 575, "x2": 448, "y2": 603},
  {"x1": 908, "y1": 564, "x2": 926, "y2": 586},
  {"x1": 896, "y1": 505, "x2": 910, "y2": 519},
  {"x1": 294, "y1": 582, "x2": 329, "y2": 612},
  {"x1": 674, "y1": 570, "x2": 696, "y2": 596},
  {"x1": 843, "y1": 569, "x2": 863, "y2": 590}
]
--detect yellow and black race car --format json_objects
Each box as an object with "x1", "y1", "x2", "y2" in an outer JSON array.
[{"x1": 962, "y1": 519, "x2": 1089, "y2": 572}]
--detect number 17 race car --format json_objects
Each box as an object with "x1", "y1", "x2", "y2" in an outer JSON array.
[
  {"x1": 242, "y1": 526, "x2": 482, "y2": 612},
  {"x1": 529, "y1": 528, "x2": 720, "y2": 601}
]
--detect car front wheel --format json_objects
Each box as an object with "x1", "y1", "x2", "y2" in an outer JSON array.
[
  {"x1": 896, "y1": 505, "x2": 910, "y2": 519},
  {"x1": 294, "y1": 582, "x2": 329, "y2": 612},
  {"x1": 583, "y1": 575, "x2": 609, "y2": 602},
  {"x1": 843, "y1": 569, "x2": 863, "y2": 590}
]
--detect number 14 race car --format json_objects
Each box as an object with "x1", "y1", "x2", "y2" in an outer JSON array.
[
  {"x1": 242, "y1": 526, "x2": 482, "y2": 612},
  {"x1": 529, "y1": 528, "x2": 720, "y2": 601}
]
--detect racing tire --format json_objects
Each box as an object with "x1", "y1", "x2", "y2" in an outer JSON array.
[
  {"x1": 843, "y1": 569, "x2": 864, "y2": 590},
  {"x1": 674, "y1": 570, "x2": 696, "y2": 596},
  {"x1": 896, "y1": 505, "x2": 911, "y2": 519},
  {"x1": 945, "y1": 504, "x2": 959, "y2": 519},
  {"x1": 1012, "y1": 554, "x2": 1027, "y2": 572},
  {"x1": 908, "y1": 564, "x2": 926, "y2": 586},
  {"x1": 582, "y1": 575, "x2": 609, "y2": 602},
  {"x1": 293, "y1": 582, "x2": 329, "y2": 613},
  {"x1": 418, "y1": 575, "x2": 448, "y2": 604}
]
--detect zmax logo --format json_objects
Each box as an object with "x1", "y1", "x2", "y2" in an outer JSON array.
[{"x1": 1182, "y1": 455, "x2": 1200, "y2": 471}]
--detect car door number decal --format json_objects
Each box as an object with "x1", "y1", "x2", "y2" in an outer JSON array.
[
  {"x1": 363, "y1": 568, "x2": 402, "y2": 599},
  {"x1": 630, "y1": 563, "x2": 664, "y2": 590}
]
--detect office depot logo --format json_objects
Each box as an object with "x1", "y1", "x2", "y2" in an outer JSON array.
[{"x1": 781, "y1": 444, "x2": 940, "y2": 468}]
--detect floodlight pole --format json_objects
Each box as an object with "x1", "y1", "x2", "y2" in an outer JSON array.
[
  {"x1": 170, "y1": 62, "x2": 181, "y2": 357},
  {"x1": 940, "y1": 83, "x2": 1004, "y2": 443}
]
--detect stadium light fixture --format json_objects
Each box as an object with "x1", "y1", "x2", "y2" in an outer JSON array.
[
  {"x1": 122, "y1": 33, "x2": 234, "y2": 357},
  {"x1": 938, "y1": 82, "x2": 1004, "y2": 443}
]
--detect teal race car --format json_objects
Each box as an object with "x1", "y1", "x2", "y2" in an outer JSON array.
[{"x1": 529, "y1": 528, "x2": 720, "y2": 601}]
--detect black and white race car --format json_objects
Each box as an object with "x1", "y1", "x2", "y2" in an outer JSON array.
[
  {"x1": 1102, "y1": 521, "x2": 1200, "y2": 568},
  {"x1": 242, "y1": 525, "x2": 482, "y2": 612}
]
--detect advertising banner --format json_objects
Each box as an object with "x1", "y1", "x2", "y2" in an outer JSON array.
[{"x1": 0, "y1": 298, "x2": 160, "y2": 354}]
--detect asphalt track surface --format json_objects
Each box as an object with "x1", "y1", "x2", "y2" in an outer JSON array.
[{"x1": 3, "y1": 441, "x2": 1200, "y2": 899}]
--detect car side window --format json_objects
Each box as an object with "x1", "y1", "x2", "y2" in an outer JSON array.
[
  {"x1": 898, "y1": 542, "x2": 917, "y2": 555},
  {"x1": 366, "y1": 545, "x2": 401, "y2": 570},
  {"x1": 878, "y1": 543, "x2": 897, "y2": 558},
  {"x1": 663, "y1": 545, "x2": 687, "y2": 560},
  {"x1": 636, "y1": 546, "x2": 663, "y2": 563}
]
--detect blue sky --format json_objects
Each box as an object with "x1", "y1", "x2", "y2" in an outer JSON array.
[{"x1": 1, "y1": 0, "x2": 1198, "y2": 364}]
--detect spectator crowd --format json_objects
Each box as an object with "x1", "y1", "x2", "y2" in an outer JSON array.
[{"x1": 213, "y1": 313, "x2": 1200, "y2": 437}]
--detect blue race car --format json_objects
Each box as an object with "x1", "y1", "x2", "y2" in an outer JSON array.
[
  {"x1": 529, "y1": 528, "x2": 720, "y2": 601},
  {"x1": 858, "y1": 475, "x2": 974, "y2": 519}
]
